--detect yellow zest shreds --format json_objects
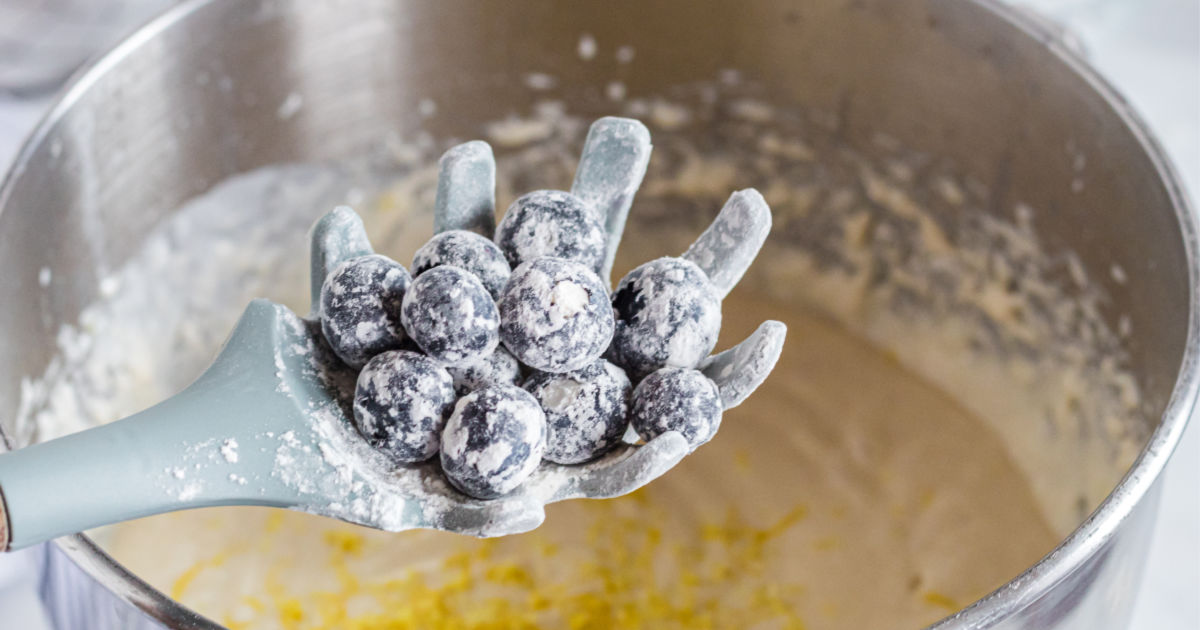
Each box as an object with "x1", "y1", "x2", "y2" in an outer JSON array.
[
  {"x1": 702, "y1": 504, "x2": 809, "y2": 565},
  {"x1": 265, "y1": 511, "x2": 286, "y2": 533},
  {"x1": 173, "y1": 496, "x2": 822, "y2": 629},
  {"x1": 733, "y1": 448, "x2": 753, "y2": 473},
  {"x1": 763, "y1": 505, "x2": 809, "y2": 540},
  {"x1": 813, "y1": 537, "x2": 840, "y2": 551},
  {"x1": 324, "y1": 530, "x2": 366, "y2": 556},
  {"x1": 922, "y1": 591, "x2": 961, "y2": 612},
  {"x1": 278, "y1": 598, "x2": 306, "y2": 628},
  {"x1": 484, "y1": 564, "x2": 534, "y2": 588},
  {"x1": 170, "y1": 551, "x2": 229, "y2": 600}
]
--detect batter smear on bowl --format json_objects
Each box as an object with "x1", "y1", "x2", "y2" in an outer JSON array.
[{"x1": 19, "y1": 79, "x2": 1145, "y2": 629}]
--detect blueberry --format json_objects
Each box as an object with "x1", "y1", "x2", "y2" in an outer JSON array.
[
  {"x1": 319, "y1": 254, "x2": 412, "y2": 369},
  {"x1": 629, "y1": 367, "x2": 722, "y2": 451},
  {"x1": 498, "y1": 257, "x2": 614, "y2": 373},
  {"x1": 525, "y1": 359, "x2": 631, "y2": 464},
  {"x1": 353, "y1": 350, "x2": 456, "y2": 463},
  {"x1": 609, "y1": 257, "x2": 721, "y2": 381},
  {"x1": 446, "y1": 346, "x2": 523, "y2": 396},
  {"x1": 401, "y1": 265, "x2": 500, "y2": 367},
  {"x1": 412, "y1": 230, "x2": 511, "y2": 301},
  {"x1": 494, "y1": 190, "x2": 606, "y2": 274},
  {"x1": 440, "y1": 384, "x2": 547, "y2": 499}
]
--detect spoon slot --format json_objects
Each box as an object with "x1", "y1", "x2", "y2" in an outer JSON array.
[
  {"x1": 434, "y1": 141, "x2": 497, "y2": 237},
  {"x1": 571, "y1": 117, "x2": 653, "y2": 285},
  {"x1": 702, "y1": 320, "x2": 787, "y2": 410},
  {"x1": 683, "y1": 189, "x2": 773, "y2": 299},
  {"x1": 308, "y1": 206, "x2": 374, "y2": 311}
]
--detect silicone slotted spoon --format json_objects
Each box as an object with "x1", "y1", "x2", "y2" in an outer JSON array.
[{"x1": 0, "y1": 117, "x2": 785, "y2": 551}]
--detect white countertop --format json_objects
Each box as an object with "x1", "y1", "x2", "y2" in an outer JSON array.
[{"x1": 0, "y1": 3, "x2": 1196, "y2": 629}]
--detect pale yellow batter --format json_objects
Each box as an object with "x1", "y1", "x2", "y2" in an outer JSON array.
[{"x1": 104, "y1": 292, "x2": 1057, "y2": 630}]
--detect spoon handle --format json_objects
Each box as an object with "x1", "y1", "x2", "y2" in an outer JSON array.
[
  {"x1": 0, "y1": 300, "x2": 328, "y2": 551},
  {"x1": 0, "y1": 394, "x2": 213, "y2": 550}
]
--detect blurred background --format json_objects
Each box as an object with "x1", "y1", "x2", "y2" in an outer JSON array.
[{"x1": 0, "y1": 1, "x2": 1195, "y2": 628}]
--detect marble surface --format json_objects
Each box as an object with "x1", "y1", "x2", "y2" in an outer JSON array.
[{"x1": 0, "y1": 2, "x2": 1196, "y2": 629}]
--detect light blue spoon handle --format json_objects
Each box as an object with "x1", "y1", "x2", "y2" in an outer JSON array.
[{"x1": 0, "y1": 301, "x2": 330, "y2": 551}]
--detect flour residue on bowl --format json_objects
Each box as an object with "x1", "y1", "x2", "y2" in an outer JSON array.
[{"x1": 12, "y1": 76, "x2": 1146, "y2": 629}]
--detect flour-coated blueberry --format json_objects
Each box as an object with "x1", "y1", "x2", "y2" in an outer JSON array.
[
  {"x1": 353, "y1": 350, "x2": 456, "y2": 463},
  {"x1": 494, "y1": 190, "x2": 606, "y2": 274},
  {"x1": 412, "y1": 230, "x2": 511, "y2": 301},
  {"x1": 630, "y1": 367, "x2": 722, "y2": 451},
  {"x1": 609, "y1": 257, "x2": 721, "y2": 381},
  {"x1": 401, "y1": 265, "x2": 500, "y2": 367},
  {"x1": 446, "y1": 346, "x2": 523, "y2": 396},
  {"x1": 320, "y1": 254, "x2": 412, "y2": 369},
  {"x1": 440, "y1": 384, "x2": 547, "y2": 499},
  {"x1": 525, "y1": 359, "x2": 631, "y2": 464},
  {"x1": 498, "y1": 257, "x2": 614, "y2": 373}
]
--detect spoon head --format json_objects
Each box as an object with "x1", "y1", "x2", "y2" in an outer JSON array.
[
  {"x1": 251, "y1": 119, "x2": 785, "y2": 538},
  {"x1": 248, "y1": 298, "x2": 689, "y2": 537}
]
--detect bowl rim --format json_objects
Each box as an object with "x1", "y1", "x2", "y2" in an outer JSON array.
[
  {"x1": 929, "y1": 2, "x2": 1199, "y2": 626},
  {"x1": 0, "y1": 0, "x2": 1195, "y2": 628}
]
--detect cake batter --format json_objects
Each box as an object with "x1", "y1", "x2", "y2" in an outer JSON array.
[{"x1": 105, "y1": 293, "x2": 1057, "y2": 630}]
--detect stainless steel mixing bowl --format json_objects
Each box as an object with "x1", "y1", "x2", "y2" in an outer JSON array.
[{"x1": 0, "y1": 0, "x2": 1194, "y2": 628}]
